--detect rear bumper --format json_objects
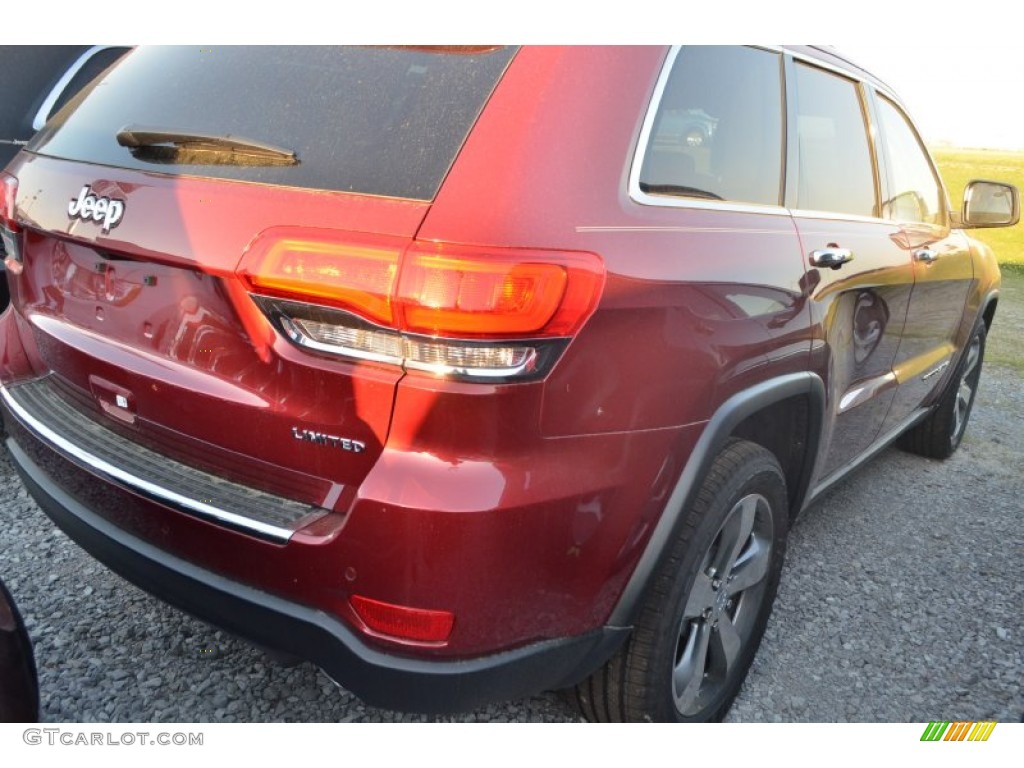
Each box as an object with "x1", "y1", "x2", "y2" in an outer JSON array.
[{"x1": 5, "y1": 432, "x2": 627, "y2": 713}]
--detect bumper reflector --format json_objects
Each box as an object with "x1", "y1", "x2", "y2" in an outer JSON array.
[{"x1": 350, "y1": 595, "x2": 455, "y2": 643}]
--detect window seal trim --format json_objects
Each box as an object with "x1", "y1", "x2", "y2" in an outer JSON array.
[{"x1": 788, "y1": 207, "x2": 899, "y2": 225}]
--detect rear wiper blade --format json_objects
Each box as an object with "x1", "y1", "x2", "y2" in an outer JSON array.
[{"x1": 115, "y1": 125, "x2": 298, "y2": 166}]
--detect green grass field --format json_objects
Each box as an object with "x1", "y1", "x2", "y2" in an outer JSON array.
[
  {"x1": 931, "y1": 147, "x2": 1024, "y2": 268},
  {"x1": 930, "y1": 148, "x2": 1023, "y2": 369},
  {"x1": 985, "y1": 268, "x2": 1024, "y2": 371}
]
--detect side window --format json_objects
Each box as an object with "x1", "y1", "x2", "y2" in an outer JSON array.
[
  {"x1": 876, "y1": 96, "x2": 943, "y2": 225},
  {"x1": 793, "y1": 63, "x2": 876, "y2": 217},
  {"x1": 639, "y1": 46, "x2": 783, "y2": 207}
]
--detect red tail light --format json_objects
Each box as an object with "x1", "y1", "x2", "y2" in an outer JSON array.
[
  {"x1": 238, "y1": 229, "x2": 604, "y2": 339},
  {"x1": 0, "y1": 173, "x2": 22, "y2": 275},
  {"x1": 350, "y1": 594, "x2": 455, "y2": 644},
  {"x1": 0, "y1": 173, "x2": 18, "y2": 232},
  {"x1": 236, "y1": 228, "x2": 605, "y2": 379},
  {"x1": 397, "y1": 242, "x2": 605, "y2": 337},
  {"x1": 239, "y1": 227, "x2": 403, "y2": 326}
]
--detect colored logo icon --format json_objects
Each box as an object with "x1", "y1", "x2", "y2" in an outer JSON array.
[{"x1": 921, "y1": 721, "x2": 997, "y2": 741}]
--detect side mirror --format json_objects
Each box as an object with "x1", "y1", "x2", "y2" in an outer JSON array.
[{"x1": 962, "y1": 180, "x2": 1020, "y2": 228}]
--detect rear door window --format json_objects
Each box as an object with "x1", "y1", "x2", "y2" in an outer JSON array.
[
  {"x1": 28, "y1": 46, "x2": 516, "y2": 201},
  {"x1": 792, "y1": 62, "x2": 877, "y2": 218}
]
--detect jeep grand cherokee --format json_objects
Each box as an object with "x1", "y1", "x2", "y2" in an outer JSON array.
[{"x1": 0, "y1": 45, "x2": 1017, "y2": 722}]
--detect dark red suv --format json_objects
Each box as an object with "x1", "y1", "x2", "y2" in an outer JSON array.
[{"x1": 0, "y1": 46, "x2": 1017, "y2": 722}]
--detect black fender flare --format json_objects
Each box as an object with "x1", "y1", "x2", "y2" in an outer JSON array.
[{"x1": 608, "y1": 371, "x2": 826, "y2": 627}]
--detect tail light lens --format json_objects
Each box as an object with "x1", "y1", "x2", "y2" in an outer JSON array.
[
  {"x1": 237, "y1": 228, "x2": 605, "y2": 380},
  {"x1": 241, "y1": 227, "x2": 402, "y2": 326},
  {"x1": 397, "y1": 244, "x2": 572, "y2": 336},
  {"x1": 0, "y1": 173, "x2": 16, "y2": 226},
  {"x1": 0, "y1": 173, "x2": 22, "y2": 274}
]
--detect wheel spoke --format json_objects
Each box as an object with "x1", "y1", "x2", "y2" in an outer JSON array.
[
  {"x1": 950, "y1": 335, "x2": 982, "y2": 441},
  {"x1": 673, "y1": 619, "x2": 711, "y2": 713},
  {"x1": 683, "y1": 571, "x2": 716, "y2": 618},
  {"x1": 955, "y1": 382, "x2": 972, "y2": 436},
  {"x1": 710, "y1": 614, "x2": 742, "y2": 676},
  {"x1": 712, "y1": 495, "x2": 757, "y2": 578},
  {"x1": 725, "y1": 536, "x2": 771, "y2": 595},
  {"x1": 964, "y1": 340, "x2": 981, "y2": 377}
]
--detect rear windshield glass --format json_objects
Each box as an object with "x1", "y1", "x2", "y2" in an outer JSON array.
[{"x1": 28, "y1": 46, "x2": 516, "y2": 200}]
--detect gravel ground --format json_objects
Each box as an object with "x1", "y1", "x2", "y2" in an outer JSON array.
[{"x1": 0, "y1": 364, "x2": 1020, "y2": 723}]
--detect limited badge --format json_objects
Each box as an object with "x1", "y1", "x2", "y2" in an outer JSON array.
[{"x1": 291, "y1": 427, "x2": 366, "y2": 453}]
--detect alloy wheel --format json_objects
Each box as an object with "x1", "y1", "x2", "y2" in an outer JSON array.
[
  {"x1": 953, "y1": 335, "x2": 982, "y2": 441},
  {"x1": 673, "y1": 492, "x2": 774, "y2": 716}
]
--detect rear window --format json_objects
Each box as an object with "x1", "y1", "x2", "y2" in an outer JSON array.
[{"x1": 28, "y1": 46, "x2": 516, "y2": 200}]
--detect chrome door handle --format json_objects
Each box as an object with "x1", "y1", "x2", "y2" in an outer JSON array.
[
  {"x1": 914, "y1": 247, "x2": 939, "y2": 263},
  {"x1": 810, "y1": 248, "x2": 854, "y2": 270}
]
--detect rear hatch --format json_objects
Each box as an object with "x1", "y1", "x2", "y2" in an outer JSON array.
[{"x1": 5, "y1": 46, "x2": 516, "y2": 511}]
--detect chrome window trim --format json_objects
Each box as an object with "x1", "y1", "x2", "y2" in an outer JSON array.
[
  {"x1": 627, "y1": 44, "x2": 681, "y2": 206},
  {"x1": 32, "y1": 46, "x2": 125, "y2": 131},
  {"x1": 0, "y1": 383, "x2": 295, "y2": 542},
  {"x1": 788, "y1": 208, "x2": 895, "y2": 226},
  {"x1": 630, "y1": 194, "x2": 792, "y2": 217}
]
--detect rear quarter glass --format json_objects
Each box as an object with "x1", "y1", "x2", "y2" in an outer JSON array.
[{"x1": 28, "y1": 46, "x2": 517, "y2": 200}]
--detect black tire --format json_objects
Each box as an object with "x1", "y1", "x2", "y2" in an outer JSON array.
[
  {"x1": 899, "y1": 322, "x2": 986, "y2": 460},
  {"x1": 0, "y1": 577, "x2": 39, "y2": 722},
  {"x1": 569, "y1": 439, "x2": 788, "y2": 722}
]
